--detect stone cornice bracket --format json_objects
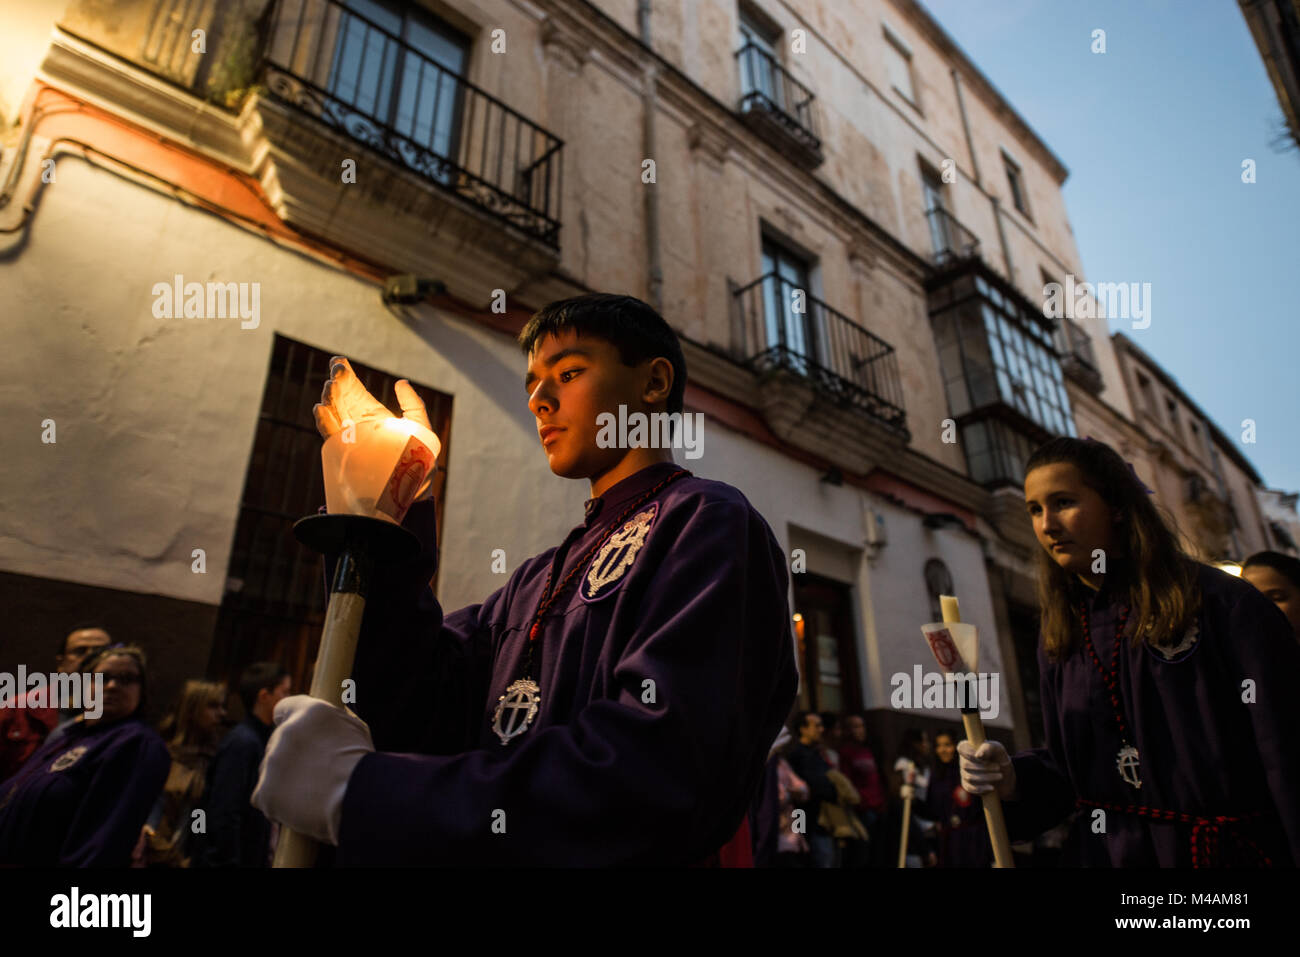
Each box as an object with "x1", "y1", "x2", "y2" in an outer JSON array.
[
  {"x1": 540, "y1": 16, "x2": 590, "y2": 75},
  {"x1": 687, "y1": 121, "x2": 730, "y2": 170},
  {"x1": 772, "y1": 204, "x2": 803, "y2": 237},
  {"x1": 847, "y1": 240, "x2": 879, "y2": 276}
]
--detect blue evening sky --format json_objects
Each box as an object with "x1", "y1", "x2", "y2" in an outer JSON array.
[{"x1": 919, "y1": 0, "x2": 1300, "y2": 494}]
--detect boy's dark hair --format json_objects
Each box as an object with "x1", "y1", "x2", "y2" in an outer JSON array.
[
  {"x1": 1244, "y1": 550, "x2": 1300, "y2": 590},
  {"x1": 517, "y1": 294, "x2": 687, "y2": 416},
  {"x1": 789, "y1": 710, "x2": 820, "y2": 737},
  {"x1": 238, "y1": 661, "x2": 290, "y2": 713},
  {"x1": 899, "y1": 727, "x2": 929, "y2": 765}
]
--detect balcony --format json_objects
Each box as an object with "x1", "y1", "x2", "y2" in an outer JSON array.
[
  {"x1": 732, "y1": 272, "x2": 907, "y2": 436},
  {"x1": 1185, "y1": 472, "x2": 1236, "y2": 555},
  {"x1": 926, "y1": 259, "x2": 1077, "y2": 491},
  {"x1": 43, "y1": 0, "x2": 566, "y2": 302},
  {"x1": 259, "y1": 0, "x2": 563, "y2": 247},
  {"x1": 925, "y1": 207, "x2": 980, "y2": 267},
  {"x1": 1054, "y1": 317, "x2": 1104, "y2": 393},
  {"x1": 734, "y1": 42, "x2": 823, "y2": 169}
]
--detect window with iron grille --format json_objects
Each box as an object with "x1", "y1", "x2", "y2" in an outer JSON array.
[
  {"x1": 261, "y1": 0, "x2": 563, "y2": 245},
  {"x1": 206, "y1": 334, "x2": 453, "y2": 697},
  {"x1": 738, "y1": 6, "x2": 783, "y2": 107},
  {"x1": 922, "y1": 162, "x2": 951, "y2": 257},
  {"x1": 760, "y1": 236, "x2": 817, "y2": 372},
  {"x1": 327, "y1": 0, "x2": 471, "y2": 185}
]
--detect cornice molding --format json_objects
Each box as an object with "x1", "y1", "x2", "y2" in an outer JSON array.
[
  {"x1": 533, "y1": 0, "x2": 933, "y2": 291},
  {"x1": 539, "y1": 15, "x2": 591, "y2": 75},
  {"x1": 686, "y1": 120, "x2": 730, "y2": 170},
  {"x1": 39, "y1": 30, "x2": 250, "y2": 174}
]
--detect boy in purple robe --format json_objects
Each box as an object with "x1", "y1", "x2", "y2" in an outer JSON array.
[
  {"x1": 252, "y1": 294, "x2": 800, "y2": 865},
  {"x1": 960, "y1": 437, "x2": 1300, "y2": 867}
]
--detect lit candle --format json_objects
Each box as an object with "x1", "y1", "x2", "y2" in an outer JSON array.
[{"x1": 322, "y1": 417, "x2": 440, "y2": 523}]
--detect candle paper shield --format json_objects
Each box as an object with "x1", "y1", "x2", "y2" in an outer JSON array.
[
  {"x1": 321, "y1": 417, "x2": 441, "y2": 525},
  {"x1": 919, "y1": 621, "x2": 979, "y2": 675}
]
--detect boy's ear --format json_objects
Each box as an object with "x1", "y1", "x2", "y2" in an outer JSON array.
[{"x1": 642, "y1": 356, "x2": 674, "y2": 407}]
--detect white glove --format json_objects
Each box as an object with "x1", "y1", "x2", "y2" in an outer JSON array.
[
  {"x1": 251, "y1": 695, "x2": 374, "y2": 845},
  {"x1": 957, "y1": 739, "x2": 1016, "y2": 799},
  {"x1": 900, "y1": 784, "x2": 916, "y2": 801},
  {"x1": 314, "y1": 356, "x2": 435, "y2": 501}
]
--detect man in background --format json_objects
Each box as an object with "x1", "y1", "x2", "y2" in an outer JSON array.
[
  {"x1": 0, "y1": 623, "x2": 110, "y2": 781},
  {"x1": 193, "y1": 662, "x2": 290, "y2": 866}
]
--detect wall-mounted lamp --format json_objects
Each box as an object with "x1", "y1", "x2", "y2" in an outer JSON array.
[
  {"x1": 863, "y1": 503, "x2": 887, "y2": 562},
  {"x1": 382, "y1": 274, "x2": 447, "y2": 305}
]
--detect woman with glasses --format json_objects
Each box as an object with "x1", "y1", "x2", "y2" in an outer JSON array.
[{"x1": 0, "y1": 644, "x2": 170, "y2": 866}]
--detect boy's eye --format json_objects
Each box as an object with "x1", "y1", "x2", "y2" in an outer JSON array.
[{"x1": 560, "y1": 369, "x2": 582, "y2": 382}]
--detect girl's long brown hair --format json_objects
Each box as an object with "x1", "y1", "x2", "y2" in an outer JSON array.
[
  {"x1": 158, "y1": 679, "x2": 226, "y2": 752},
  {"x1": 1025, "y1": 437, "x2": 1200, "y2": 661}
]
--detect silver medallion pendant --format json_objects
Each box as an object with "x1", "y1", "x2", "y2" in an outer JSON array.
[
  {"x1": 1117, "y1": 744, "x2": 1142, "y2": 789},
  {"x1": 492, "y1": 678, "x2": 541, "y2": 746}
]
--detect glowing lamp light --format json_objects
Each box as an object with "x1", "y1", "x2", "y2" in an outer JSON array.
[
  {"x1": 1214, "y1": 561, "x2": 1243, "y2": 577},
  {"x1": 321, "y1": 417, "x2": 441, "y2": 525}
]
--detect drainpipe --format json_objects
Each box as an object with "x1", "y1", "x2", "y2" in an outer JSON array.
[
  {"x1": 638, "y1": 0, "x2": 663, "y2": 312},
  {"x1": 950, "y1": 68, "x2": 981, "y2": 187},
  {"x1": 991, "y1": 195, "x2": 1015, "y2": 285},
  {"x1": 951, "y1": 66, "x2": 1014, "y2": 284}
]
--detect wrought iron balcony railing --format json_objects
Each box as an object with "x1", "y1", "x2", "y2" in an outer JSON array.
[
  {"x1": 1054, "y1": 316, "x2": 1103, "y2": 392},
  {"x1": 733, "y1": 272, "x2": 907, "y2": 435},
  {"x1": 256, "y1": 0, "x2": 563, "y2": 246},
  {"x1": 925, "y1": 207, "x2": 979, "y2": 266},
  {"x1": 734, "y1": 41, "x2": 822, "y2": 165}
]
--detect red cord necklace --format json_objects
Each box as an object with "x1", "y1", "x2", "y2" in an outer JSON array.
[
  {"x1": 1078, "y1": 601, "x2": 1142, "y2": 788},
  {"x1": 490, "y1": 468, "x2": 692, "y2": 745}
]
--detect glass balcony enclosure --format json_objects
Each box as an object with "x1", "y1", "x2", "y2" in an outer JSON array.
[{"x1": 928, "y1": 264, "x2": 1076, "y2": 486}]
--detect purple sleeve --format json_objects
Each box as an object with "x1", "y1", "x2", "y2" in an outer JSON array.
[
  {"x1": 60, "y1": 729, "x2": 171, "y2": 867},
  {"x1": 344, "y1": 500, "x2": 502, "y2": 756},
  {"x1": 1004, "y1": 644, "x2": 1077, "y2": 841},
  {"x1": 336, "y1": 497, "x2": 798, "y2": 866},
  {"x1": 1221, "y1": 586, "x2": 1300, "y2": 863}
]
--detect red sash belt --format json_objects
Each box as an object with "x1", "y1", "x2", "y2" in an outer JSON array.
[{"x1": 1075, "y1": 798, "x2": 1271, "y2": 867}]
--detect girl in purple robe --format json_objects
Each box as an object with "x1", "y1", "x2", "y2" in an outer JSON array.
[{"x1": 959, "y1": 436, "x2": 1300, "y2": 867}]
